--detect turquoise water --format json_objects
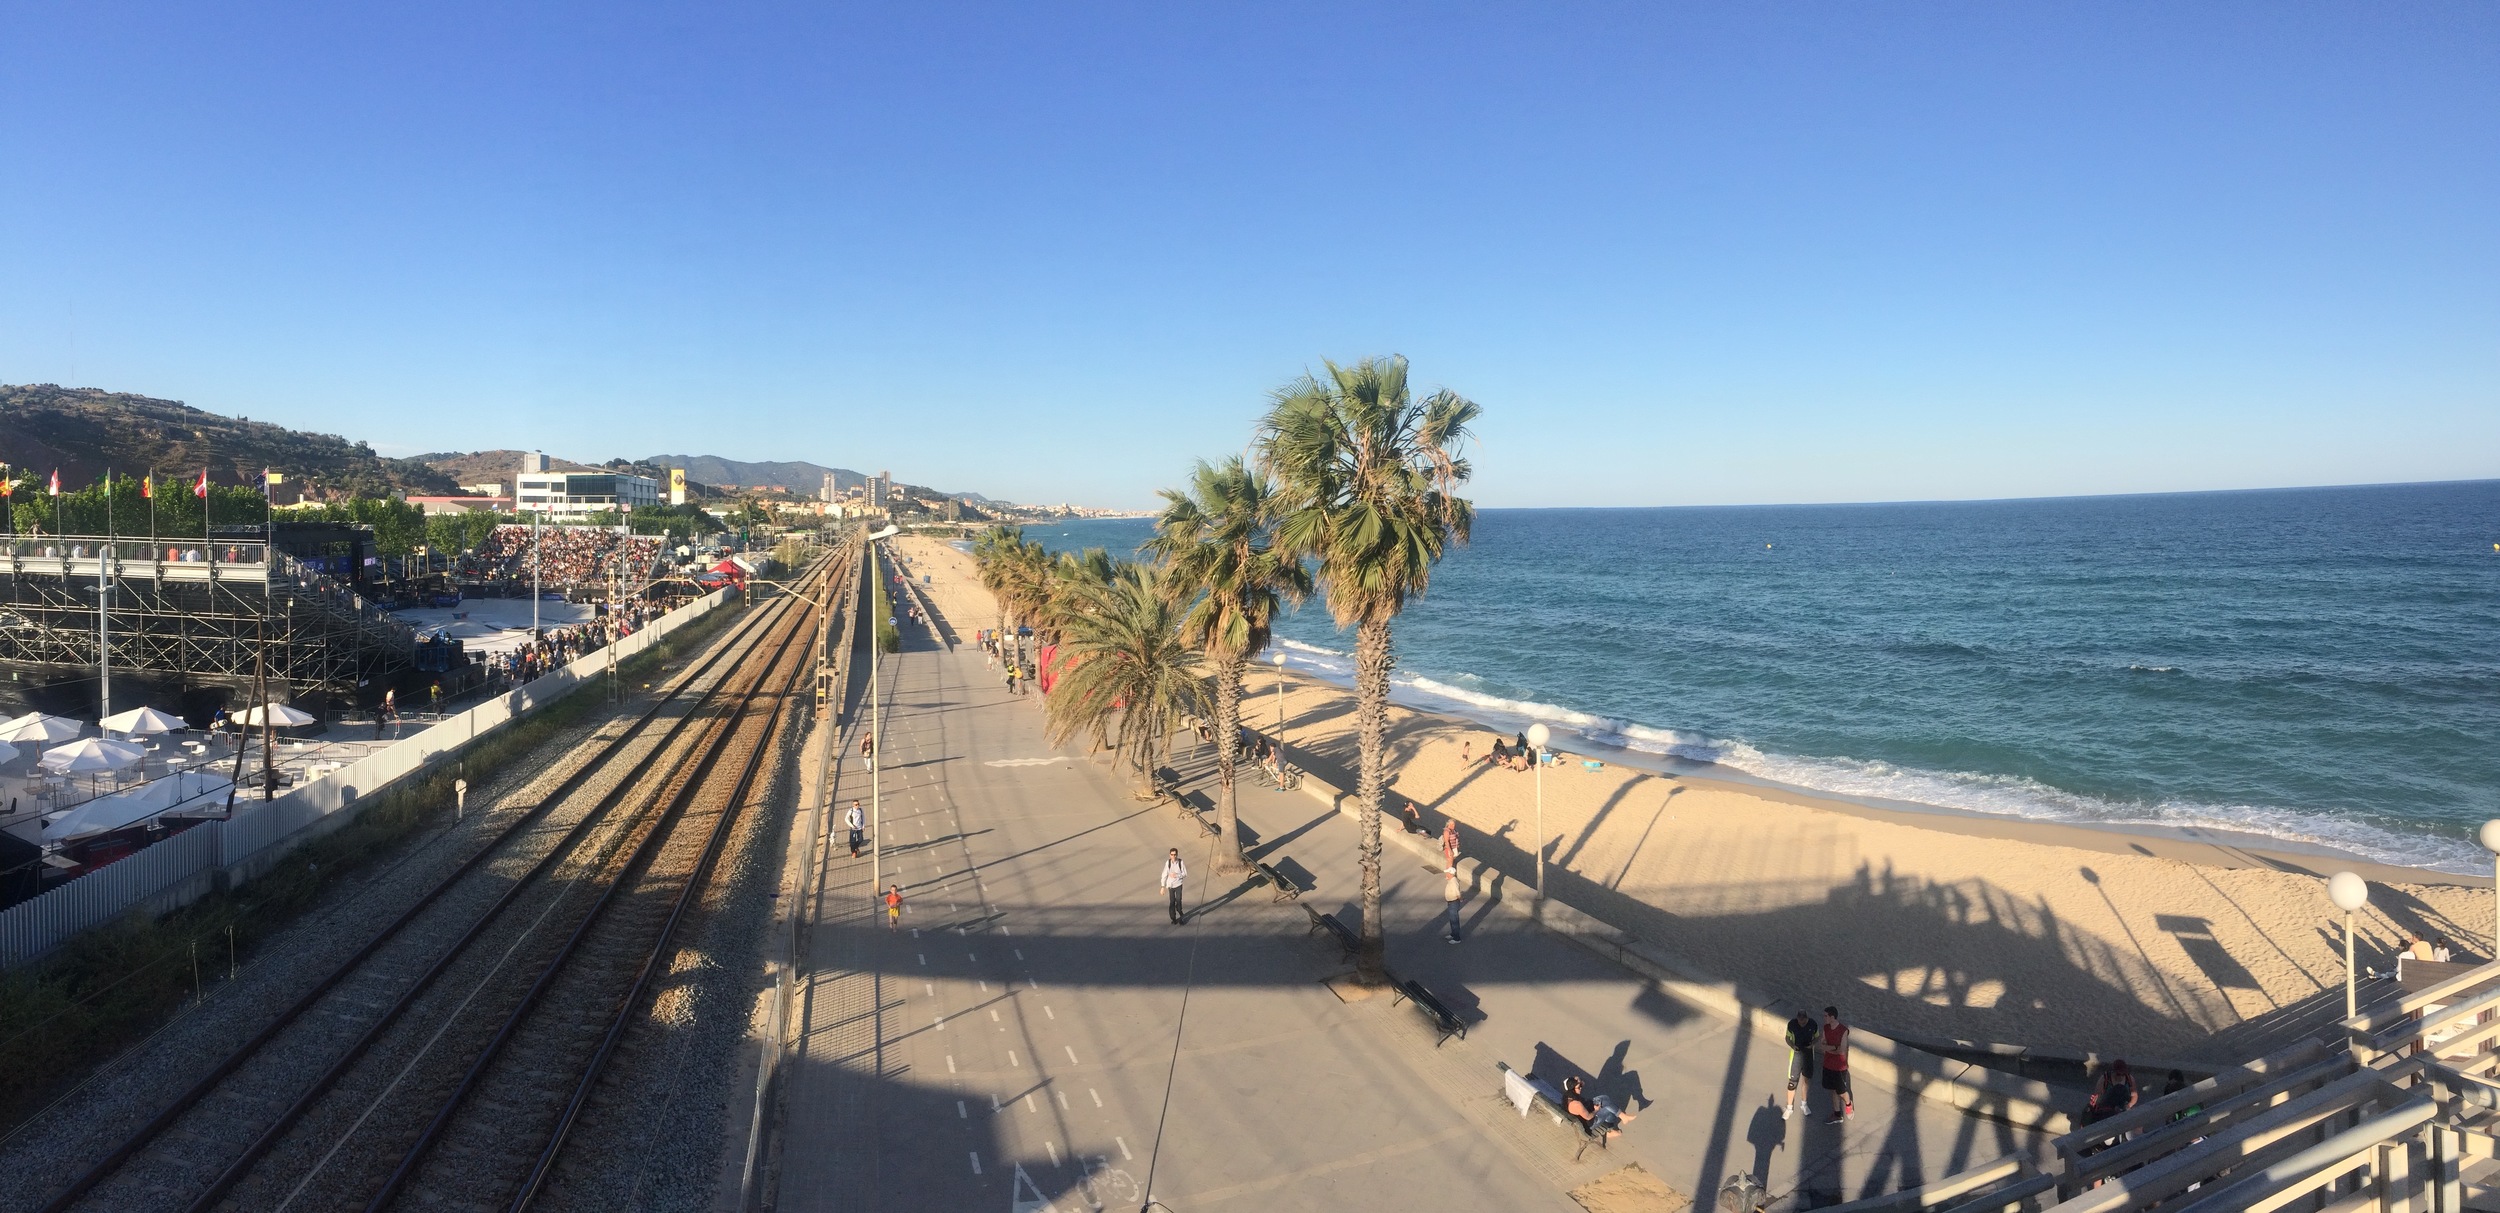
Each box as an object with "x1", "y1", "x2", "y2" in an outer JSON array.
[{"x1": 1026, "y1": 480, "x2": 2500, "y2": 871}]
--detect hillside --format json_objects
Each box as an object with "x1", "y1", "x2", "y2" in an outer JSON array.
[
  {"x1": 644, "y1": 455, "x2": 864, "y2": 495},
  {"x1": 0, "y1": 384, "x2": 459, "y2": 497},
  {"x1": 415, "y1": 449, "x2": 607, "y2": 488}
]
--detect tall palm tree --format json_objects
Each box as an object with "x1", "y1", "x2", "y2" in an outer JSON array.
[
  {"x1": 1149, "y1": 457, "x2": 1308, "y2": 873},
  {"x1": 1258, "y1": 355, "x2": 1479, "y2": 984},
  {"x1": 1043, "y1": 559, "x2": 1207, "y2": 799}
]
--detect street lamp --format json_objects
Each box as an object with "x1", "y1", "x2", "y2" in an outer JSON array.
[
  {"x1": 1271, "y1": 651, "x2": 1288, "y2": 760},
  {"x1": 2328, "y1": 871, "x2": 2370, "y2": 1019},
  {"x1": 2479, "y1": 820, "x2": 2500, "y2": 959},
  {"x1": 1526, "y1": 722, "x2": 1551, "y2": 902}
]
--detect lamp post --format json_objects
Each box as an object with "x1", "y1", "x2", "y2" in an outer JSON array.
[
  {"x1": 1271, "y1": 650, "x2": 1288, "y2": 762},
  {"x1": 2480, "y1": 821, "x2": 2500, "y2": 959},
  {"x1": 2328, "y1": 871, "x2": 2370, "y2": 1020},
  {"x1": 1526, "y1": 722, "x2": 1551, "y2": 903}
]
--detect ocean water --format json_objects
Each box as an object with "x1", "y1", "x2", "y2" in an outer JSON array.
[{"x1": 1022, "y1": 480, "x2": 2500, "y2": 872}]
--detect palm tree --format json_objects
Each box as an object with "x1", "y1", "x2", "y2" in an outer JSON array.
[
  {"x1": 1258, "y1": 355, "x2": 1479, "y2": 984},
  {"x1": 1149, "y1": 457, "x2": 1308, "y2": 874},
  {"x1": 973, "y1": 525, "x2": 1051, "y2": 665},
  {"x1": 1043, "y1": 559, "x2": 1207, "y2": 799}
]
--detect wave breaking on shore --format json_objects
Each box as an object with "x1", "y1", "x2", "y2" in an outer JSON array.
[{"x1": 1266, "y1": 638, "x2": 2479, "y2": 874}]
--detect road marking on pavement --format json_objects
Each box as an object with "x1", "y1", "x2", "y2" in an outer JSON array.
[
  {"x1": 1014, "y1": 949, "x2": 1025, "y2": 960},
  {"x1": 936, "y1": 1016, "x2": 946, "y2": 1031},
  {"x1": 992, "y1": 1093, "x2": 1001, "y2": 1111},
  {"x1": 1056, "y1": 1089, "x2": 1069, "y2": 1109},
  {"x1": 1024, "y1": 1093, "x2": 1036, "y2": 1112},
  {"x1": 969, "y1": 951, "x2": 979, "y2": 961},
  {"x1": 1090, "y1": 1089, "x2": 1101, "y2": 1108},
  {"x1": 958, "y1": 1100, "x2": 968, "y2": 1119},
  {"x1": 979, "y1": 979, "x2": 989, "y2": 991},
  {"x1": 1010, "y1": 1164, "x2": 1054, "y2": 1212},
  {"x1": 918, "y1": 954, "x2": 927, "y2": 966},
  {"x1": 1065, "y1": 1046, "x2": 1079, "y2": 1064},
  {"x1": 984, "y1": 757, "x2": 1071, "y2": 767},
  {"x1": 926, "y1": 982, "x2": 934, "y2": 995},
  {"x1": 1115, "y1": 1136, "x2": 1132, "y2": 1160},
  {"x1": 1008, "y1": 1050, "x2": 1020, "y2": 1067},
  {"x1": 947, "y1": 1055, "x2": 957, "y2": 1073},
  {"x1": 969, "y1": 1151, "x2": 981, "y2": 1175},
  {"x1": 990, "y1": 1009, "x2": 1000, "y2": 1022},
  {"x1": 1043, "y1": 1005, "x2": 1055, "y2": 1020},
  {"x1": 1045, "y1": 1140, "x2": 1059, "y2": 1166}
]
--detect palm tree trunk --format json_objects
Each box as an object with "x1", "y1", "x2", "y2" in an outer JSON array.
[
  {"x1": 1212, "y1": 654, "x2": 1247, "y2": 874},
  {"x1": 1352, "y1": 618, "x2": 1392, "y2": 985}
]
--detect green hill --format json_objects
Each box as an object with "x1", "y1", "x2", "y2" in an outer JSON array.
[{"x1": 0, "y1": 384, "x2": 459, "y2": 498}]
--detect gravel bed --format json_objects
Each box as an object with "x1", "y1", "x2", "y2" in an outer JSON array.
[
  {"x1": 537, "y1": 664, "x2": 818, "y2": 1212},
  {"x1": 0, "y1": 614, "x2": 754, "y2": 1213}
]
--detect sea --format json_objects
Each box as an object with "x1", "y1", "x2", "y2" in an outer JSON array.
[{"x1": 1017, "y1": 480, "x2": 2500, "y2": 873}]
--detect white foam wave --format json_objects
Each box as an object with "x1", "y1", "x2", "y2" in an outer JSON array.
[{"x1": 1261, "y1": 641, "x2": 2483, "y2": 873}]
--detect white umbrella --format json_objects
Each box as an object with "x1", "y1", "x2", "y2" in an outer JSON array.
[
  {"x1": 39, "y1": 737, "x2": 146, "y2": 774},
  {"x1": 101, "y1": 706, "x2": 190, "y2": 736},
  {"x1": 237, "y1": 703, "x2": 317, "y2": 728},
  {"x1": 0, "y1": 712, "x2": 84, "y2": 744}
]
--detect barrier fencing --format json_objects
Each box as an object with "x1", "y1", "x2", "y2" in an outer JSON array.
[{"x1": 0, "y1": 587, "x2": 733, "y2": 970}]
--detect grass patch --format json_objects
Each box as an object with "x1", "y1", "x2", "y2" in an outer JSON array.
[{"x1": 0, "y1": 598, "x2": 746, "y2": 1135}]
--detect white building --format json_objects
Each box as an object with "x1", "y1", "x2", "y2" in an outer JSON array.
[{"x1": 514, "y1": 470, "x2": 662, "y2": 522}]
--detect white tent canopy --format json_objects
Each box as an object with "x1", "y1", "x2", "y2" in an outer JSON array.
[
  {"x1": 41, "y1": 770, "x2": 234, "y2": 843},
  {"x1": 39, "y1": 737, "x2": 147, "y2": 774},
  {"x1": 0, "y1": 712, "x2": 84, "y2": 745},
  {"x1": 237, "y1": 703, "x2": 317, "y2": 728},
  {"x1": 101, "y1": 706, "x2": 190, "y2": 736}
]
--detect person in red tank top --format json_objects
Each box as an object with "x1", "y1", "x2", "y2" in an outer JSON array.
[{"x1": 1819, "y1": 1006, "x2": 1855, "y2": 1123}]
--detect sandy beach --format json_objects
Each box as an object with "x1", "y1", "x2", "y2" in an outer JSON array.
[{"x1": 897, "y1": 534, "x2": 2488, "y2": 1068}]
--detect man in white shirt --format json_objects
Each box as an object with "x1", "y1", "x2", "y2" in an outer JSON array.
[
  {"x1": 845, "y1": 800, "x2": 865, "y2": 858},
  {"x1": 1160, "y1": 848, "x2": 1188, "y2": 925}
]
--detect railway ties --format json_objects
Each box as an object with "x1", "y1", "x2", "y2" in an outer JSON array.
[{"x1": 39, "y1": 550, "x2": 850, "y2": 1213}]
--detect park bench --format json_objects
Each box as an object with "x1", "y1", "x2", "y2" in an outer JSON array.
[
  {"x1": 1394, "y1": 977, "x2": 1465, "y2": 1046},
  {"x1": 1254, "y1": 859, "x2": 1305, "y2": 902},
  {"x1": 1303, "y1": 906, "x2": 1359, "y2": 960},
  {"x1": 1497, "y1": 1062, "x2": 1617, "y2": 1161}
]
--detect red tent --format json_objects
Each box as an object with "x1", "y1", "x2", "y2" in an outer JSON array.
[{"x1": 711, "y1": 558, "x2": 747, "y2": 586}]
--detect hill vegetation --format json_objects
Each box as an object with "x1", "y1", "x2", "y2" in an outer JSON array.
[{"x1": 0, "y1": 384, "x2": 460, "y2": 498}]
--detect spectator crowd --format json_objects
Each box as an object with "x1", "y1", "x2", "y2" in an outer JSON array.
[{"x1": 465, "y1": 526, "x2": 664, "y2": 588}]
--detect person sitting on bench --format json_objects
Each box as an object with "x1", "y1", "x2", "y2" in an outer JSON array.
[{"x1": 1561, "y1": 1076, "x2": 1595, "y2": 1129}]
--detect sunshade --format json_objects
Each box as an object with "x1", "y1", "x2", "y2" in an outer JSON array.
[
  {"x1": 41, "y1": 770, "x2": 234, "y2": 842},
  {"x1": 39, "y1": 737, "x2": 147, "y2": 773},
  {"x1": 237, "y1": 702, "x2": 317, "y2": 727},
  {"x1": 101, "y1": 706, "x2": 190, "y2": 736},
  {"x1": 0, "y1": 712, "x2": 84, "y2": 744}
]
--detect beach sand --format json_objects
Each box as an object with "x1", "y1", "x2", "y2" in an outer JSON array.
[{"x1": 906, "y1": 534, "x2": 2487, "y2": 1067}]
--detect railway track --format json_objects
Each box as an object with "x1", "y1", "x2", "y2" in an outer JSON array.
[{"x1": 35, "y1": 552, "x2": 844, "y2": 1213}]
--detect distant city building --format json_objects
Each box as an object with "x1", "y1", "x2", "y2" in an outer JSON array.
[
  {"x1": 514, "y1": 466, "x2": 660, "y2": 522},
  {"x1": 870, "y1": 471, "x2": 892, "y2": 510},
  {"x1": 408, "y1": 495, "x2": 515, "y2": 516},
  {"x1": 521, "y1": 451, "x2": 552, "y2": 473}
]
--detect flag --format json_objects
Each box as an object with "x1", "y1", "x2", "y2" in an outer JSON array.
[
  {"x1": 263, "y1": 469, "x2": 281, "y2": 486},
  {"x1": 194, "y1": 470, "x2": 209, "y2": 498},
  {"x1": 49, "y1": 470, "x2": 60, "y2": 496},
  {"x1": 141, "y1": 474, "x2": 153, "y2": 499}
]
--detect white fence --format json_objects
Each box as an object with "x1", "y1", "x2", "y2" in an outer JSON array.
[{"x1": 0, "y1": 588, "x2": 733, "y2": 969}]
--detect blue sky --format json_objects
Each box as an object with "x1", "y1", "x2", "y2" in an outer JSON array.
[{"x1": 2, "y1": 3, "x2": 2493, "y2": 508}]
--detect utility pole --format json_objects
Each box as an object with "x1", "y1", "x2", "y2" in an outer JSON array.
[
  {"x1": 869, "y1": 539, "x2": 884, "y2": 904},
  {"x1": 96, "y1": 546, "x2": 111, "y2": 735}
]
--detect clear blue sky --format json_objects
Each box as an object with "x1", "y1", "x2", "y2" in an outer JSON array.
[{"x1": 3, "y1": 3, "x2": 2493, "y2": 508}]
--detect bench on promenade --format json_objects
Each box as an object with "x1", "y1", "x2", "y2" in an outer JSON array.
[
  {"x1": 1303, "y1": 906, "x2": 1359, "y2": 960},
  {"x1": 1254, "y1": 859, "x2": 1305, "y2": 902},
  {"x1": 1498, "y1": 1062, "x2": 1620, "y2": 1161},
  {"x1": 1394, "y1": 977, "x2": 1465, "y2": 1047}
]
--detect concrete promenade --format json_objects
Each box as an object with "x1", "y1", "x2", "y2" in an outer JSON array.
[{"x1": 775, "y1": 626, "x2": 2049, "y2": 1211}]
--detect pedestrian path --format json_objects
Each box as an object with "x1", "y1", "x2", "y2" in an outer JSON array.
[{"x1": 777, "y1": 631, "x2": 2050, "y2": 1211}]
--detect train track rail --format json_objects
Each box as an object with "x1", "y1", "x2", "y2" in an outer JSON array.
[{"x1": 35, "y1": 553, "x2": 842, "y2": 1213}]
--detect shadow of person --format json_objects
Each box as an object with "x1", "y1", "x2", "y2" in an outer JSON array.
[
  {"x1": 1531, "y1": 1041, "x2": 1592, "y2": 1091},
  {"x1": 1745, "y1": 1097, "x2": 1788, "y2": 1181},
  {"x1": 1597, "y1": 1038, "x2": 1648, "y2": 1111}
]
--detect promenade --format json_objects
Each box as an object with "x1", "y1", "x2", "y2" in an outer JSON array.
[{"x1": 775, "y1": 619, "x2": 2048, "y2": 1211}]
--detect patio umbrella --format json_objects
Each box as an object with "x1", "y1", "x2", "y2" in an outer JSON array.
[
  {"x1": 39, "y1": 737, "x2": 146, "y2": 774},
  {"x1": 237, "y1": 703, "x2": 317, "y2": 728},
  {"x1": 101, "y1": 706, "x2": 190, "y2": 736},
  {"x1": 0, "y1": 712, "x2": 83, "y2": 745}
]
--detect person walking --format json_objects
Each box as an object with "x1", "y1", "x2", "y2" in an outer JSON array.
[
  {"x1": 1782, "y1": 1009, "x2": 1817, "y2": 1119},
  {"x1": 1443, "y1": 866, "x2": 1464, "y2": 943},
  {"x1": 884, "y1": 883, "x2": 903, "y2": 927},
  {"x1": 1818, "y1": 1006, "x2": 1855, "y2": 1123},
  {"x1": 860, "y1": 734, "x2": 875, "y2": 771},
  {"x1": 1159, "y1": 848, "x2": 1188, "y2": 925},
  {"x1": 845, "y1": 800, "x2": 865, "y2": 858}
]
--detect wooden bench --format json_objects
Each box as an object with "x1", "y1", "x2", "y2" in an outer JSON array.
[
  {"x1": 1303, "y1": 906, "x2": 1359, "y2": 960},
  {"x1": 1498, "y1": 1063, "x2": 1608, "y2": 1160},
  {"x1": 1394, "y1": 977, "x2": 1465, "y2": 1046},
  {"x1": 1255, "y1": 860, "x2": 1305, "y2": 902}
]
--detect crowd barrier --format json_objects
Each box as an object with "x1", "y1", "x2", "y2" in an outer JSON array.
[{"x1": 0, "y1": 587, "x2": 733, "y2": 969}]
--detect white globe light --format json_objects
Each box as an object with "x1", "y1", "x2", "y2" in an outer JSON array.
[
  {"x1": 1525, "y1": 723, "x2": 1552, "y2": 750},
  {"x1": 2479, "y1": 820, "x2": 2500, "y2": 854},
  {"x1": 2328, "y1": 871, "x2": 2370, "y2": 914},
  {"x1": 1272, "y1": 651, "x2": 1287, "y2": 667}
]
